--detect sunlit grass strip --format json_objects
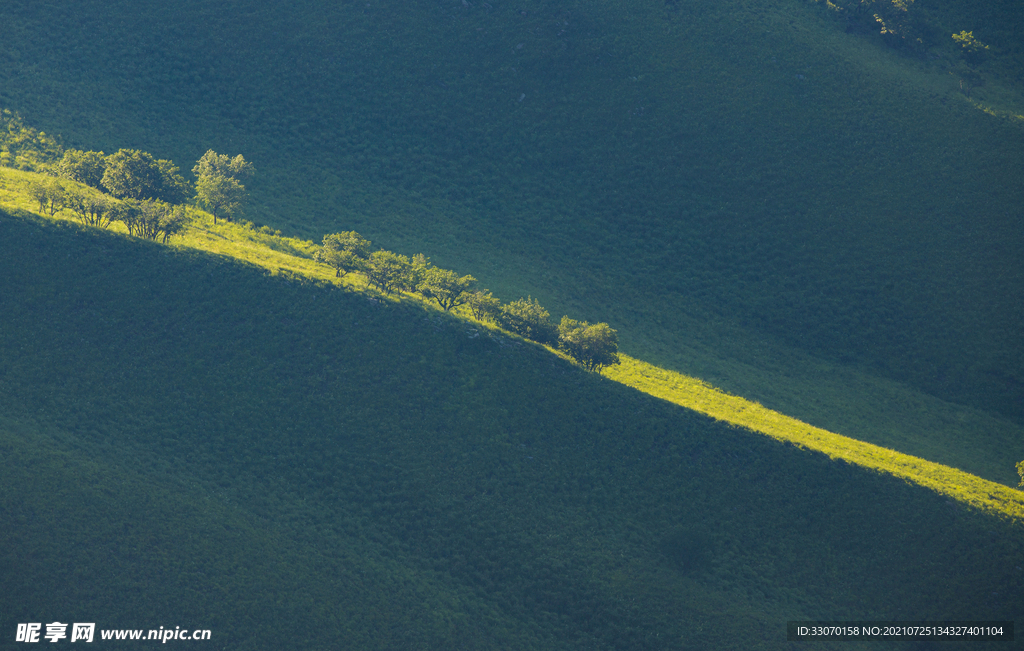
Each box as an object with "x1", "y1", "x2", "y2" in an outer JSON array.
[
  {"x1": 604, "y1": 356, "x2": 1024, "y2": 521},
  {"x1": 3, "y1": 167, "x2": 1022, "y2": 521}
]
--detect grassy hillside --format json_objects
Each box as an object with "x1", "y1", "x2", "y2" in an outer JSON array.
[
  {"x1": 3, "y1": 165, "x2": 1021, "y2": 492},
  {"x1": 1, "y1": 207, "x2": 1022, "y2": 650},
  {"x1": 0, "y1": 0, "x2": 1021, "y2": 449}
]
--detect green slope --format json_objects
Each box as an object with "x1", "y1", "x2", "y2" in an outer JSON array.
[
  {"x1": 1, "y1": 0, "x2": 1021, "y2": 453},
  {"x1": 1, "y1": 208, "x2": 1022, "y2": 649}
]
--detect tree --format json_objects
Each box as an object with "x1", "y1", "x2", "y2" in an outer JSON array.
[
  {"x1": 0, "y1": 109, "x2": 63, "y2": 170},
  {"x1": 107, "y1": 198, "x2": 191, "y2": 241},
  {"x1": 55, "y1": 149, "x2": 107, "y2": 189},
  {"x1": 135, "y1": 199, "x2": 171, "y2": 240},
  {"x1": 419, "y1": 268, "x2": 476, "y2": 312},
  {"x1": 65, "y1": 187, "x2": 112, "y2": 227},
  {"x1": 84, "y1": 194, "x2": 112, "y2": 228},
  {"x1": 193, "y1": 150, "x2": 255, "y2": 182},
  {"x1": 102, "y1": 149, "x2": 164, "y2": 200},
  {"x1": 193, "y1": 150, "x2": 254, "y2": 224},
  {"x1": 160, "y1": 205, "x2": 194, "y2": 243},
  {"x1": 98, "y1": 149, "x2": 190, "y2": 203},
  {"x1": 28, "y1": 179, "x2": 66, "y2": 216},
  {"x1": 498, "y1": 297, "x2": 557, "y2": 344},
  {"x1": 314, "y1": 231, "x2": 372, "y2": 278},
  {"x1": 557, "y1": 316, "x2": 620, "y2": 372},
  {"x1": 194, "y1": 174, "x2": 244, "y2": 224},
  {"x1": 108, "y1": 199, "x2": 143, "y2": 236},
  {"x1": 365, "y1": 250, "x2": 411, "y2": 295},
  {"x1": 155, "y1": 159, "x2": 191, "y2": 204},
  {"x1": 1017, "y1": 460, "x2": 1024, "y2": 488},
  {"x1": 28, "y1": 181, "x2": 50, "y2": 213},
  {"x1": 465, "y1": 290, "x2": 501, "y2": 322},
  {"x1": 402, "y1": 253, "x2": 432, "y2": 293}
]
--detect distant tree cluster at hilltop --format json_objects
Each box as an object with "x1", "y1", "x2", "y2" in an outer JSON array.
[
  {"x1": 1, "y1": 112, "x2": 254, "y2": 244},
  {"x1": 4, "y1": 108, "x2": 616, "y2": 372},
  {"x1": 313, "y1": 233, "x2": 620, "y2": 372},
  {"x1": 0, "y1": 109, "x2": 62, "y2": 170}
]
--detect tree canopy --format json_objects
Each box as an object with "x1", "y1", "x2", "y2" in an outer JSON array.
[
  {"x1": 557, "y1": 317, "x2": 620, "y2": 372},
  {"x1": 498, "y1": 297, "x2": 557, "y2": 344},
  {"x1": 101, "y1": 149, "x2": 189, "y2": 203},
  {"x1": 465, "y1": 290, "x2": 501, "y2": 322},
  {"x1": 65, "y1": 188, "x2": 112, "y2": 228},
  {"x1": 109, "y1": 199, "x2": 193, "y2": 242},
  {"x1": 55, "y1": 149, "x2": 107, "y2": 189},
  {"x1": 193, "y1": 150, "x2": 255, "y2": 182},
  {"x1": 192, "y1": 150, "x2": 254, "y2": 223},
  {"x1": 0, "y1": 109, "x2": 63, "y2": 170},
  {"x1": 420, "y1": 268, "x2": 476, "y2": 312},
  {"x1": 28, "y1": 178, "x2": 69, "y2": 216},
  {"x1": 314, "y1": 231, "x2": 372, "y2": 278},
  {"x1": 365, "y1": 250, "x2": 411, "y2": 296}
]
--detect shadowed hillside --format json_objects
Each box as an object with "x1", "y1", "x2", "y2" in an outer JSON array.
[
  {"x1": 1, "y1": 209, "x2": 1021, "y2": 649},
  {"x1": 1, "y1": 0, "x2": 1021, "y2": 443}
]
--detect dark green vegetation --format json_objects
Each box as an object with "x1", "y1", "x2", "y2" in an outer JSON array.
[
  {"x1": 1, "y1": 0, "x2": 1021, "y2": 474},
  {"x1": 1, "y1": 0, "x2": 1023, "y2": 646},
  {"x1": 1, "y1": 209, "x2": 1021, "y2": 649}
]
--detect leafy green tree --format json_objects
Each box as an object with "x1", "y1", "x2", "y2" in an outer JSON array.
[
  {"x1": 194, "y1": 174, "x2": 244, "y2": 224},
  {"x1": 55, "y1": 149, "x2": 107, "y2": 189},
  {"x1": 28, "y1": 180, "x2": 50, "y2": 213},
  {"x1": 46, "y1": 180, "x2": 66, "y2": 216},
  {"x1": 85, "y1": 194, "x2": 113, "y2": 228},
  {"x1": 557, "y1": 316, "x2": 620, "y2": 372},
  {"x1": 193, "y1": 150, "x2": 255, "y2": 181},
  {"x1": 420, "y1": 268, "x2": 476, "y2": 312},
  {"x1": 365, "y1": 250, "x2": 411, "y2": 296},
  {"x1": 1017, "y1": 460, "x2": 1024, "y2": 488},
  {"x1": 107, "y1": 198, "x2": 189, "y2": 241},
  {"x1": 465, "y1": 290, "x2": 501, "y2": 322},
  {"x1": 402, "y1": 253, "x2": 432, "y2": 293},
  {"x1": 952, "y1": 30, "x2": 990, "y2": 65},
  {"x1": 498, "y1": 296, "x2": 557, "y2": 344},
  {"x1": 192, "y1": 150, "x2": 254, "y2": 224},
  {"x1": 64, "y1": 188, "x2": 113, "y2": 228},
  {"x1": 135, "y1": 199, "x2": 172, "y2": 240},
  {"x1": 158, "y1": 205, "x2": 194, "y2": 243},
  {"x1": 108, "y1": 199, "x2": 143, "y2": 236},
  {"x1": 314, "y1": 231, "x2": 372, "y2": 278},
  {"x1": 28, "y1": 178, "x2": 67, "y2": 216},
  {"x1": 65, "y1": 187, "x2": 109, "y2": 227},
  {"x1": 66, "y1": 187, "x2": 105, "y2": 227},
  {"x1": 155, "y1": 159, "x2": 191, "y2": 204},
  {"x1": 102, "y1": 149, "x2": 163, "y2": 200}
]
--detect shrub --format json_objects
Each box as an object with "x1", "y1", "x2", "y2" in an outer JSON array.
[
  {"x1": 498, "y1": 297, "x2": 556, "y2": 344},
  {"x1": 465, "y1": 290, "x2": 501, "y2": 322}
]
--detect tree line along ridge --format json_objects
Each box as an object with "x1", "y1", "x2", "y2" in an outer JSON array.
[
  {"x1": 312, "y1": 231, "x2": 620, "y2": 372},
  {"x1": 1, "y1": 110, "x2": 620, "y2": 373}
]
